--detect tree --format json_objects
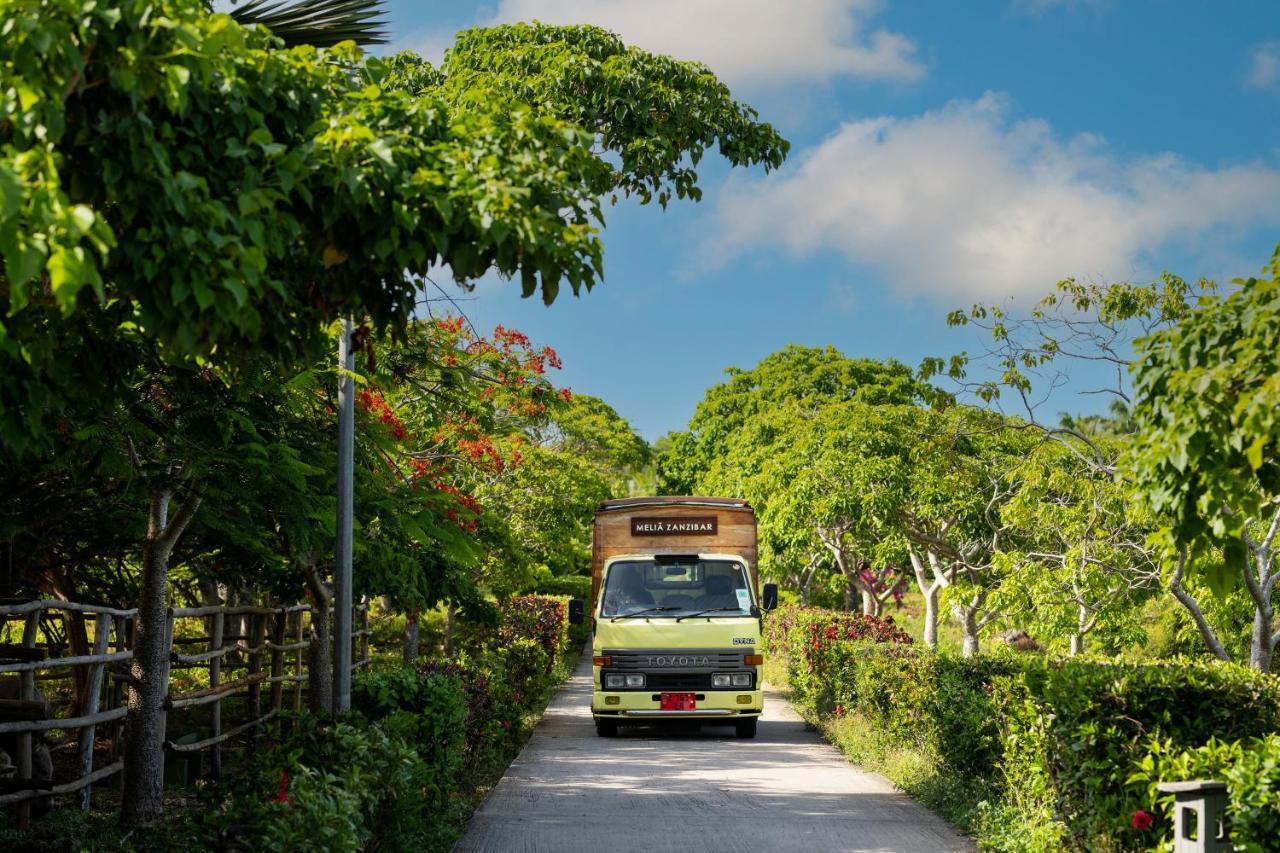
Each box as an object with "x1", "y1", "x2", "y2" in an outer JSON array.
[
  {"x1": 659, "y1": 347, "x2": 927, "y2": 609},
  {"x1": 1131, "y1": 247, "x2": 1280, "y2": 671},
  {"x1": 897, "y1": 405, "x2": 1032, "y2": 655},
  {"x1": 753, "y1": 402, "x2": 914, "y2": 616},
  {"x1": 990, "y1": 437, "x2": 1158, "y2": 654}
]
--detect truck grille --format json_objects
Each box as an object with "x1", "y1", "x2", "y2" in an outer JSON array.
[
  {"x1": 603, "y1": 649, "x2": 746, "y2": 672},
  {"x1": 600, "y1": 648, "x2": 753, "y2": 691}
]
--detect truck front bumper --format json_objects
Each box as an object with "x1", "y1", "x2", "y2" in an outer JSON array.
[{"x1": 591, "y1": 689, "x2": 763, "y2": 718}]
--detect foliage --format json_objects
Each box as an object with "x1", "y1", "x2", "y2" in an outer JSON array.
[
  {"x1": 1131, "y1": 252, "x2": 1280, "y2": 562},
  {"x1": 1131, "y1": 733, "x2": 1280, "y2": 852},
  {"x1": 658, "y1": 346, "x2": 928, "y2": 609},
  {"x1": 498, "y1": 595, "x2": 568, "y2": 664},
  {"x1": 198, "y1": 715, "x2": 432, "y2": 851},
  {"x1": 229, "y1": 0, "x2": 389, "y2": 47},
  {"x1": 528, "y1": 572, "x2": 591, "y2": 601},
  {"x1": 991, "y1": 437, "x2": 1159, "y2": 654},
  {"x1": 763, "y1": 605, "x2": 913, "y2": 713},
  {"x1": 767, "y1": 604, "x2": 1280, "y2": 852},
  {"x1": 396, "y1": 23, "x2": 788, "y2": 210}
]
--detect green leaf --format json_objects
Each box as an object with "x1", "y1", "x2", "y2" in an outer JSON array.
[
  {"x1": 1209, "y1": 538, "x2": 1247, "y2": 599},
  {"x1": 47, "y1": 247, "x2": 98, "y2": 309},
  {"x1": 0, "y1": 163, "x2": 23, "y2": 220}
]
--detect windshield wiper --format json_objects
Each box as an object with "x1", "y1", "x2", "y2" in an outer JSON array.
[
  {"x1": 676, "y1": 607, "x2": 746, "y2": 622},
  {"x1": 610, "y1": 606, "x2": 679, "y2": 622}
]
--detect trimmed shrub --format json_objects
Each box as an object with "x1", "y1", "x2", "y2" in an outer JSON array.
[
  {"x1": 529, "y1": 574, "x2": 591, "y2": 601},
  {"x1": 766, "y1": 605, "x2": 1280, "y2": 852},
  {"x1": 499, "y1": 595, "x2": 569, "y2": 666},
  {"x1": 1132, "y1": 733, "x2": 1280, "y2": 852}
]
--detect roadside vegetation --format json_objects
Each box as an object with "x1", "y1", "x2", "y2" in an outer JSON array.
[
  {"x1": 664, "y1": 249, "x2": 1280, "y2": 850},
  {"x1": 763, "y1": 605, "x2": 1280, "y2": 852}
]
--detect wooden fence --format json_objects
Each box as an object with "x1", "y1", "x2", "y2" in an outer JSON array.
[{"x1": 0, "y1": 597, "x2": 370, "y2": 825}]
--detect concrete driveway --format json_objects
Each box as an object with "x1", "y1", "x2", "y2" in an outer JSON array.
[{"x1": 454, "y1": 652, "x2": 973, "y2": 852}]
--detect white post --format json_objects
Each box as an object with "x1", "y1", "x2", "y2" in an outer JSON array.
[{"x1": 333, "y1": 319, "x2": 354, "y2": 714}]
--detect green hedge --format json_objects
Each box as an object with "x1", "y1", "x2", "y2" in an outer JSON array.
[
  {"x1": 527, "y1": 573, "x2": 591, "y2": 601},
  {"x1": 763, "y1": 605, "x2": 1280, "y2": 852}
]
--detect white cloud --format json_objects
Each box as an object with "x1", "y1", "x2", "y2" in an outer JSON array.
[
  {"x1": 1246, "y1": 42, "x2": 1280, "y2": 89},
  {"x1": 467, "y1": 0, "x2": 923, "y2": 85},
  {"x1": 713, "y1": 93, "x2": 1280, "y2": 300}
]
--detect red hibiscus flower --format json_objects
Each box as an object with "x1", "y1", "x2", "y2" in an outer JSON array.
[{"x1": 1130, "y1": 810, "x2": 1152, "y2": 830}]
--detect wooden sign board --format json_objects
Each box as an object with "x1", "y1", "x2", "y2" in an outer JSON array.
[{"x1": 630, "y1": 516, "x2": 718, "y2": 536}]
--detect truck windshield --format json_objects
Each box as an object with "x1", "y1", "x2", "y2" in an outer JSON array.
[{"x1": 600, "y1": 559, "x2": 752, "y2": 618}]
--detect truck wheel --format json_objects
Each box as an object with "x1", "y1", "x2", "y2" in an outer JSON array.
[
  {"x1": 735, "y1": 717, "x2": 758, "y2": 739},
  {"x1": 596, "y1": 719, "x2": 618, "y2": 737}
]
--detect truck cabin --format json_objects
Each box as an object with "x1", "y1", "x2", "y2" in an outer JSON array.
[{"x1": 600, "y1": 555, "x2": 757, "y2": 619}]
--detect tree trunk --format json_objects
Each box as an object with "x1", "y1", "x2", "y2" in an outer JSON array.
[
  {"x1": 403, "y1": 607, "x2": 420, "y2": 665},
  {"x1": 842, "y1": 575, "x2": 859, "y2": 612},
  {"x1": 922, "y1": 585, "x2": 939, "y2": 648},
  {"x1": 859, "y1": 579, "x2": 879, "y2": 617},
  {"x1": 952, "y1": 601, "x2": 981, "y2": 657},
  {"x1": 308, "y1": 599, "x2": 332, "y2": 713},
  {"x1": 122, "y1": 485, "x2": 199, "y2": 828},
  {"x1": 1250, "y1": 606, "x2": 1274, "y2": 672},
  {"x1": 1070, "y1": 602, "x2": 1089, "y2": 655},
  {"x1": 908, "y1": 551, "x2": 945, "y2": 649}
]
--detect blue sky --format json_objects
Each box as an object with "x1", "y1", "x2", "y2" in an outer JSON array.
[{"x1": 382, "y1": 0, "x2": 1280, "y2": 440}]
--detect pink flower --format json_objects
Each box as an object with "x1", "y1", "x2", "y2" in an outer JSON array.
[
  {"x1": 1131, "y1": 810, "x2": 1152, "y2": 830},
  {"x1": 274, "y1": 769, "x2": 290, "y2": 806}
]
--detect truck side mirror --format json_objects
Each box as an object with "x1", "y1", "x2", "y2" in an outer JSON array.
[
  {"x1": 761, "y1": 583, "x2": 778, "y2": 611},
  {"x1": 568, "y1": 598, "x2": 585, "y2": 625}
]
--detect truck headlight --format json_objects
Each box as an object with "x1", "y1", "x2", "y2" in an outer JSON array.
[
  {"x1": 712, "y1": 674, "x2": 733, "y2": 688},
  {"x1": 731, "y1": 672, "x2": 752, "y2": 688},
  {"x1": 605, "y1": 674, "x2": 626, "y2": 689},
  {"x1": 624, "y1": 674, "x2": 645, "y2": 688}
]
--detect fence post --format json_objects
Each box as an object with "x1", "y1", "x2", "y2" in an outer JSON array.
[
  {"x1": 120, "y1": 613, "x2": 136, "y2": 796},
  {"x1": 1157, "y1": 780, "x2": 1231, "y2": 853},
  {"x1": 246, "y1": 613, "x2": 265, "y2": 748},
  {"x1": 270, "y1": 608, "x2": 286, "y2": 725},
  {"x1": 110, "y1": 616, "x2": 128, "y2": 763},
  {"x1": 16, "y1": 610, "x2": 39, "y2": 829},
  {"x1": 360, "y1": 599, "x2": 370, "y2": 668},
  {"x1": 208, "y1": 607, "x2": 225, "y2": 777},
  {"x1": 76, "y1": 613, "x2": 111, "y2": 810},
  {"x1": 292, "y1": 610, "x2": 305, "y2": 715}
]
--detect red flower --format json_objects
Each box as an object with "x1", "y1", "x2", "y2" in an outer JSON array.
[
  {"x1": 1130, "y1": 810, "x2": 1152, "y2": 830},
  {"x1": 274, "y1": 769, "x2": 290, "y2": 806},
  {"x1": 835, "y1": 703, "x2": 843, "y2": 718}
]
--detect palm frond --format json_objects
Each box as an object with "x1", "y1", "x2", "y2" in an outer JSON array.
[{"x1": 230, "y1": 0, "x2": 389, "y2": 48}]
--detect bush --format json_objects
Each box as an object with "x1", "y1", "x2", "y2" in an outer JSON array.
[
  {"x1": 1132, "y1": 733, "x2": 1280, "y2": 852},
  {"x1": 351, "y1": 667, "x2": 469, "y2": 809},
  {"x1": 499, "y1": 595, "x2": 569, "y2": 665},
  {"x1": 766, "y1": 605, "x2": 1280, "y2": 852},
  {"x1": 528, "y1": 573, "x2": 591, "y2": 601},
  {"x1": 197, "y1": 715, "x2": 438, "y2": 852}
]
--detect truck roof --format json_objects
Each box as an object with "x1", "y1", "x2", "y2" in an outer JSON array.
[{"x1": 596, "y1": 496, "x2": 752, "y2": 512}]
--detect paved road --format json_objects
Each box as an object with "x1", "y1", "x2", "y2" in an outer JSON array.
[{"x1": 454, "y1": 652, "x2": 973, "y2": 853}]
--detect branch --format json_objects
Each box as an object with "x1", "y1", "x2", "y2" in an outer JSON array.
[
  {"x1": 157, "y1": 487, "x2": 203, "y2": 552},
  {"x1": 301, "y1": 561, "x2": 333, "y2": 606},
  {"x1": 1168, "y1": 552, "x2": 1231, "y2": 662}
]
